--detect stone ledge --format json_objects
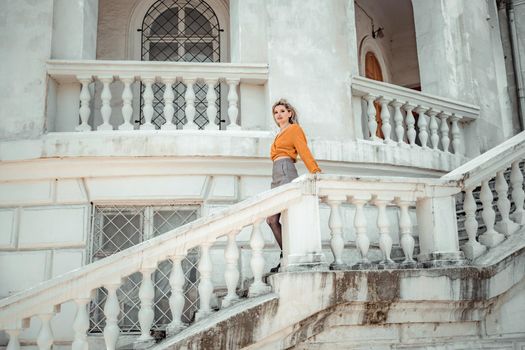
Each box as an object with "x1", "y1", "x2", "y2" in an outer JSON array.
[{"x1": 0, "y1": 131, "x2": 467, "y2": 173}]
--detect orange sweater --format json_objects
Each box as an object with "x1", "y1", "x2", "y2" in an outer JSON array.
[{"x1": 270, "y1": 124, "x2": 321, "y2": 173}]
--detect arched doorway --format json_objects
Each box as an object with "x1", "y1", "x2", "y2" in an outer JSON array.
[
  {"x1": 140, "y1": 0, "x2": 222, "y2": 129},
  {"x1": 365, "y1": 51, "x2": 384, "y2": 138}
]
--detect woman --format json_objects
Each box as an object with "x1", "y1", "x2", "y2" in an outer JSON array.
[{"x1": 267, "y1": 99, "x2": 321, "y2": 272}]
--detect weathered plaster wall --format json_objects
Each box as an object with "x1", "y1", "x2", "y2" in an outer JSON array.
[
  {"x1": 0, "y1": 0, "x2": 54, "y2": 141},
  {"x1": 412, "y1": 0, "x2": 514, "y2": 154},
  {"x1": 264, "y1": 0, "x2": 358, "y2": 139}
]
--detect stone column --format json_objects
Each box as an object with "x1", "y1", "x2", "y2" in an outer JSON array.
[
  {"x1": 229, "y1": 0, "x2": 269, "y2": 130},
  {"x1": 51, "y1": 0, "x2": 98, "y2": 60},
  {"x1": 263, "y1": 0, "x2": 359, "y2": 138},
  {"x1": 412, "y1": 0, "x2": 512, "y2": 156},
  {"x1": 50, "y1": 0, "x2": 99, "y2": 133}
]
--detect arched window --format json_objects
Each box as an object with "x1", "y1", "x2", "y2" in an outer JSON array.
[
  {"x1": 140, "y1": 0, "x2": 222, "y2": 129},
  {"x1": 141, "y1": 0, "x2": 221, "y2": 62}
]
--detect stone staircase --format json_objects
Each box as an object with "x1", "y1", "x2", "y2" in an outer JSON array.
[{"x1": 2, "y1": 132, "x2": 525, "y2": 350}]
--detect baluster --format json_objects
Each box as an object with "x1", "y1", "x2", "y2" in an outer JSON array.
[
  {"x1": 97, "y1": 76, "x2": 113, "y2": 131},
  {"x1": 379, "y1": 97, "x2": 392, "y2": 143},
  {"x1": 451, "y1": 115, "x2": 462, "y2": 155},
  {"x1": 196, "y1": 242, "x2": 214, "y2": 320},
  {"x1": 249, "y1": 219, "x2": 270, "y2": 296},
  {"x1": 183, "y1": 78, "x2": 198, "y2": 130},
  {"x1": 326, "y1": 197, "x2": 345, "y2": 269},
  {"x1": 510, "y1": 160, "x2": 525, "y2": 224},
  {"x1": 6, "y1": 329, "x2": 21, "y2": 350},
  {"x1": 72, "y1": 297, "x2": 91, "y2": 350},
  {"x1": 119, "y1": 76, "x2": 134, "y2": 131},
  {"x1": 162, "y1": 77, "x2": 177, "y2": 130},
  {"x1": 427, "y1": 109, "x2": 439, "y2": 150},
  {"x1": 37, "y1": 313, "x2": 54, "y2": 350},
  {"x1": 223, "y1": 229, "x2": 240, "y2": 307},
  {"x1": 364, "y1": 94, "x2": 378, "y2": 141},
  {"x1": 226, "y1": 79, "x2": 241, "y2": 130},
  {"x1": 495, "y1": 170, "x2": 519, "y2": 236},
  {"x1": 167, "y1": 254, "x2": 187, "y2": 335},
  {"x1": 204, "y1": 78, "x2": 218, "y2": 131},
  {"x1": 404, "y1": 103, "x2": 416, "y2": 147},
  {"x1": 103, "y1": 283, "x2": 121, "y2": 350},
  {"x1": 373, "y1": 196, "x2": 395, "y2": 266},
  {"x1": 396, "y1": 199, "x2": 416, "y2": 265},
  {"x1": 479, "y1": 179, "x2": 506, "y2": 247},
  {"x1": 137, "y1": 266, "x2": 156, "y2": 343},
  {"x1": 415, "y1": 106, "x2": 428, "y2": 148},
  {"x1": 76, "y1": 77, "x2": 92, "y2": 132},
  {"x1": 140, "y1": 77, "x2": 155, "y2": 130},
  {"x1": 438, "y1": 112, "x2": 450, "y2": 152},
  {"x1": 462, "y1": 188, "x2": 486, "y2": 259},
  {"x1": 391, "y1": 100, "x2": 404, "y2": 145},
  {"x1": 351, "y1": 196, "x2": 370, "y2": 266}
]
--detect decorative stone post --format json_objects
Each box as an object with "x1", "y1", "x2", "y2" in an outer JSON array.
[
  {"x1": 281, "y1": 176, "x2": 326, "y2": 271},
  {"x1": 416, "y1": 186, "x2": 465, "y2": 266}
]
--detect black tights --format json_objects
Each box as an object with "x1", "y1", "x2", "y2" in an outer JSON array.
[{"x1": 266, "y1": 213, "x2": 282, "y2": 250}]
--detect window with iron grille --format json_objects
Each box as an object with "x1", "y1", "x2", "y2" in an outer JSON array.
[
  {"x1": 139, "y1": 0, "x2": 222, "y2": 129},
  {"x1": 88, "y1": 205, "x2": 200, "y2": 333}
]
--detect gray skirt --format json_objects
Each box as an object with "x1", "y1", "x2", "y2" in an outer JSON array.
[{"x1": 271, "y1": 158, "x2": 299, "y2": 189}]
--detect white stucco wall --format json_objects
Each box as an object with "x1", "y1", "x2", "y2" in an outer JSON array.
[
  {"x1": 264, "y1": 0, "x2": 359, "y2": 139},
  {"x1": 0, "y1": 0, "x2": 54, "y2": 141},
  {"x1": 412, "y1": 0, "x2": 514, "y2": 154}
]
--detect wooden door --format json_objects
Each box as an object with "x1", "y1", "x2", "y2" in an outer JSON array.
[{"x1": 365, "y1": 52, "x2": 384, "y2": 138}]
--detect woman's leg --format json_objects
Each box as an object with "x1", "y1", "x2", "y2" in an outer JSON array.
[{"x1": 266, "y1": 213, "x2": 282, "y2": 249}]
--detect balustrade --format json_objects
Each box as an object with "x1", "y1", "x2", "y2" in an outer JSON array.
[
  {"x1": 442, "y1": 131, "x2": 525, "y2": 260},
  {"x1": 352, "y1": 76, "x2": 479, "y2": 155},
  {"x1": 46, "y1": 60, "x2": 268, "y2": 132}
]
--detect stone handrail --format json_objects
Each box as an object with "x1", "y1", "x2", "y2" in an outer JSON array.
[
  {"x1": 46, "y1": 59, "x2": 269, "y2": 132},
  {"x1": 0, "y1": 181, "x2": 302, "y2": 349},
  {"x1": 441, "y1": 131, "x2": 525, "y2": 260},
  {"x1": 351, "y1": 75, "x2": 480, "y2": 154}
]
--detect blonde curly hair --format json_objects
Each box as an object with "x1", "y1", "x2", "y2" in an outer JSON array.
[{"x1": 272, "y1": 98, "x2": 299, "y2": 126}]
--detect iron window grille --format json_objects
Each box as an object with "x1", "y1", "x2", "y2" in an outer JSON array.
[
  {"x1": 88, "y1": 205, "x2": 201, "y2": 333},
  {"x1": 139, "y1": 0, "x2": 223, "y2": 129}
]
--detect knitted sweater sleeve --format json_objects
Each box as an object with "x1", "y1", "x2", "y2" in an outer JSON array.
[{"x1": 293, "y1": 125, "x2": 321, "y2": 173}]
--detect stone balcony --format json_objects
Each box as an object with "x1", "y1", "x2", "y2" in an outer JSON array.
[{"x1": 0, "y1": 60, "x2": 482, "y2": 175}]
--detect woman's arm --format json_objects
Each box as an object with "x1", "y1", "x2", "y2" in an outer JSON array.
[{"x1": 293, "y1": 125, "x2": 321, "y2": 173}]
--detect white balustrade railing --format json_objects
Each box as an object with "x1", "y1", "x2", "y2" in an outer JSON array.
[
  {"x1": 3, "y1": 156, "x2": 525, "y2": 347},
  {"x1": 47, "y1": 60, "x2": 268, "y2": 132},
  {"x1": 352, "y1": 76, "x2": 480, "y2": 155},
  {"x1": 443, "y1": 131, "x2": 525, "y2": 259}
]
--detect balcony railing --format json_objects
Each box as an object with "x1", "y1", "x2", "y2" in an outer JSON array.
[
  {"x1": 46, "y1": 60, "x2": 269, "y2": 132},
  {"x1": 352, "y1": 76, "x2": 480, "y2": 156}
]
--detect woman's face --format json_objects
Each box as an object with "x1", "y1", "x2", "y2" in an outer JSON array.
[{"x1": 273, "y1": 105, "x2": 292, "y2": 127}]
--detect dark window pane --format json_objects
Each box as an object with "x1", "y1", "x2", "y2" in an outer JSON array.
[
  {"x1": 184, "y1": 7, "x2": 211, "y2": 35},
  {"x1": 150, "y1": 7, "x2": 179, "y2": 36}
]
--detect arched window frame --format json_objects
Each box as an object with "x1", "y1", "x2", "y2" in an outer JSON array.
[
  {"x1": 126, "y1": 0, "x2": 230, "y2": 62},
  {"x1": 358, "y1": 35, "x2": 391, "y2": 83}
]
